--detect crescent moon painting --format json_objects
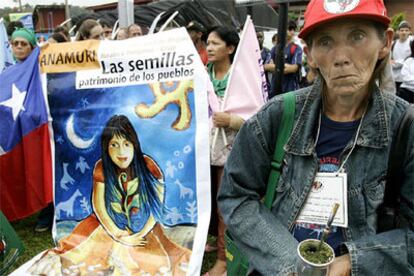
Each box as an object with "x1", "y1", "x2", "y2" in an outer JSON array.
[{"x1": 65, "y1": 114, "x2": 95, "y2": 149}]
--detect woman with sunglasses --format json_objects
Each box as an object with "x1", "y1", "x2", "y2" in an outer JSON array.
[{"x1": 10, "y1": 28, "x2": 37, "y2": 62}]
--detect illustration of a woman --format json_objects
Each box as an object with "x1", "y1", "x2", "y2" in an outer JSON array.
[{"x1": 29, "y1": 115, "x2": 190, "y2": 275}]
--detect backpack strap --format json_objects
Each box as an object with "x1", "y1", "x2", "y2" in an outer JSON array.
[
  {"x1": 290, "y1": 43, "x2": 297, "y2": 56},
  {"x1": 264, "y1": 92, "x2": 296, "y2": 208}
]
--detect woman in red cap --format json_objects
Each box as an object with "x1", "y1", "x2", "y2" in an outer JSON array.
[{"x1": 218, "y1": 0, "x2": 414, "y2": 275}]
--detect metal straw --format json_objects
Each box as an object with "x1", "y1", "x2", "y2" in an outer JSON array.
[{"x1": 318, "y1": 203, "x2": 340, "y2": 250}]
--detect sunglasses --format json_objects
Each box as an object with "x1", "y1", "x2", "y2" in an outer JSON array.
[{"x1": 12, "y1": 40, "x2": 29, "y2": 47}]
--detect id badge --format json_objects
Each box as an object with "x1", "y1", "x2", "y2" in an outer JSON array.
[{"x1": 296, "y1": 172, "x2": 348, "y2": 228}]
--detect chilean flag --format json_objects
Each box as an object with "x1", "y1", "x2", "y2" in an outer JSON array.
[{"x1": 0, "y1": 47, "x2": 53, "y2": 221}]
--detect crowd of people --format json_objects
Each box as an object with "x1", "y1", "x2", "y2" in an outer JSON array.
[
  {"x1": 3, "y1": 0, "x2": 414, "y2": 274},
  {"x1": 218, "y1": 1, "x2": 414, "y2": 276}
]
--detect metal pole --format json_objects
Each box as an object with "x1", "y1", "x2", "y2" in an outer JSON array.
[
  {"x1": 65, "y1": 0, "x2": 72, "y2": 29},
  {"x1": 118, "y1": 0, "x2": 134, "y2": 28},
  {"x1": 272, "y1": 2, "x2": 288, "y2": 96},
  {"x1": 18, "y1": 0, "x2": 22, "y2": 12}
]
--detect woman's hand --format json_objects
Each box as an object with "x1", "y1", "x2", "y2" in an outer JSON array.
[
  {"x1": 212, "y1": 112, "x2": 231, "y2": 128},
  {"x1": 327, "y1": 254, "x2": 351, "y2": 276}
]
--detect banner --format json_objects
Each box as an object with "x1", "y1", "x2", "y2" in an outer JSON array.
[
  {"x1": 13, "y1": 28, "x2": 211, "y2": 275},
  {"x1": 9, "y1": 13, "x2": 34, "y2": 31},
  {"x1": 0, "y1": 47, "x2": 53, "y2": 221},
  {"x1": 0, "y1": 18, "x2": 14, "y2": 72}
]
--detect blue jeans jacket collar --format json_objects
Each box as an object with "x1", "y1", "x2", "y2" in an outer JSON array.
[
  {"x1": 286, "y1": 78, "x2": 390, "y2": 157},
  {"x1": 356, "y1": 85, "x2": 389, "y2": 149}
]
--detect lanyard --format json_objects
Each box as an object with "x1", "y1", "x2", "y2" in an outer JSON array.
[{"x1": 314, "y1": 109, "x2": 366, "y2": 174}]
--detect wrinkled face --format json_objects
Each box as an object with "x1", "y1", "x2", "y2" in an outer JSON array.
[
  {"x1": 89, "y1": 25, "x2": 103, "y2": 40},
  {"x1": 305, "y1": 18, "x2": 391, "y2": 98},
  {"x1": 102, "y1": 26, "x2": 113, "y2": 39},
  {"x1": 108, "y1": 134, "x2": 134, "y2": 169},
  {"x1": 206, "y1": 32, "x2": 234, "y2": 63},
  {"x1": 11, "y1": 37, "x2": 32, "y2": 61},
  {"x1": 129, "y1": 25, "x2": 142, "y2": 37},
  {"x1": 398, "y1": 27, "x2": 411, "y2": 41}
]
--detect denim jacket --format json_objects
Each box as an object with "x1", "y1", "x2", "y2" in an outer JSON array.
[{"x1": 218, "y1": 78, "x2": 414, "y2": 275}]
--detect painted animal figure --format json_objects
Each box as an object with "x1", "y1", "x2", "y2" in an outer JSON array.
[
  {"x1": 165, "y1": 207, "x2": 184, "y2": 224},
  {"x1": 174, "y1": 179, "x2": 194, "y2": 199},
  {"x1": 75, "y1": 156, "x2": 90, "y2": 174},
  {"x1": 55, "y1": 189, "x2": 82, "y2": 219},
  {"x1": 60, "y1": 163, "x2": 75, "y2": 190}
]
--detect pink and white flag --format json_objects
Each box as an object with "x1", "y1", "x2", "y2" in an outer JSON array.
[{"x1": 209, "y1": 16, "x2": 267, "y2": 120}]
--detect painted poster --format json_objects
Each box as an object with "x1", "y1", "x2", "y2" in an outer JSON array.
[{"x1": 25, "y1": 28, "x2": 211, "y2": 276}]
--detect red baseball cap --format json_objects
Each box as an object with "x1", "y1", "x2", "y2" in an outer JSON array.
[{"x1": 299, "y1": 0, "x2": 390, "y2": 39}]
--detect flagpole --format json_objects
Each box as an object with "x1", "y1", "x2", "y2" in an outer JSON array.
[
  {"x1": 211, "y1": 100, "x2": 222, "y2": 151},
  {"x1": 65, "y1": 0, "x2": 71, "y2": 22},
  {"x1": 221, "y1": 127, "x2": 228, "y2": 146},
  {"x1": 159, "y1": 11, "x2": 179, "y2": 32},
  {"x1": 211, "y1": 127, "x2": 219, "y2": 152}
]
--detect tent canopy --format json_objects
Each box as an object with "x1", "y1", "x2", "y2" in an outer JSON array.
[{"x1": 71, "y1": 0, "x2": 278, "y2": 34}]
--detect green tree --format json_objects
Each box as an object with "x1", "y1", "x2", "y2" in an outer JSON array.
[
  {"x1": 288, "y1": 11, "x2": 298, "y2": 22},
  {"x1": 390, "y1": 12, "x2": 406, "y2": 31}
]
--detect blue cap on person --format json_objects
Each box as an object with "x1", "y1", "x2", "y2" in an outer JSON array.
[{"x1": 299, "y1": 0, "x2": 390, "y2": 39}]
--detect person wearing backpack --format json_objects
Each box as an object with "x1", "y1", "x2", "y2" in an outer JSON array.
[
  {"x1": 218, "y1": 0, "x2": 414, "y2": 275},
  {"x1": 257, "y1": 30, "x2": 272, "y2": 92},
  {"x1": 265, "y1": 20, "x2": 303, "y2": 99}
]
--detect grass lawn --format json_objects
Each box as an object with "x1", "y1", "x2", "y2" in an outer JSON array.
[
  {"x1": 7, "y1": 213, "x2": 215, "y2": 275},
  {"x1": 7, "y1": 213, "x2": 54, "y2": 274}
]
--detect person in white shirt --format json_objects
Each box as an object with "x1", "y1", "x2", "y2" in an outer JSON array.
[
  {"x1": 391, "y1": 20, "x2": 413, "y2": 94},
  {"x1": 399, "y1": 39, "x2": 414, "y2": 103}
]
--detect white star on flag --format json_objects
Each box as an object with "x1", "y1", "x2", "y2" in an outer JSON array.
[{"x1": 0, "y1": 83, "x2": 27, "y2": 120}]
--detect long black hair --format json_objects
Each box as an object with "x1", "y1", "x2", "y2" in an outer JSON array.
[
  {"x1": 207, "y1": 26, "x2": 240, "y2": 63},
  {"x1": 101, "y1": 115, "x2": 163, "y2": 232}
]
